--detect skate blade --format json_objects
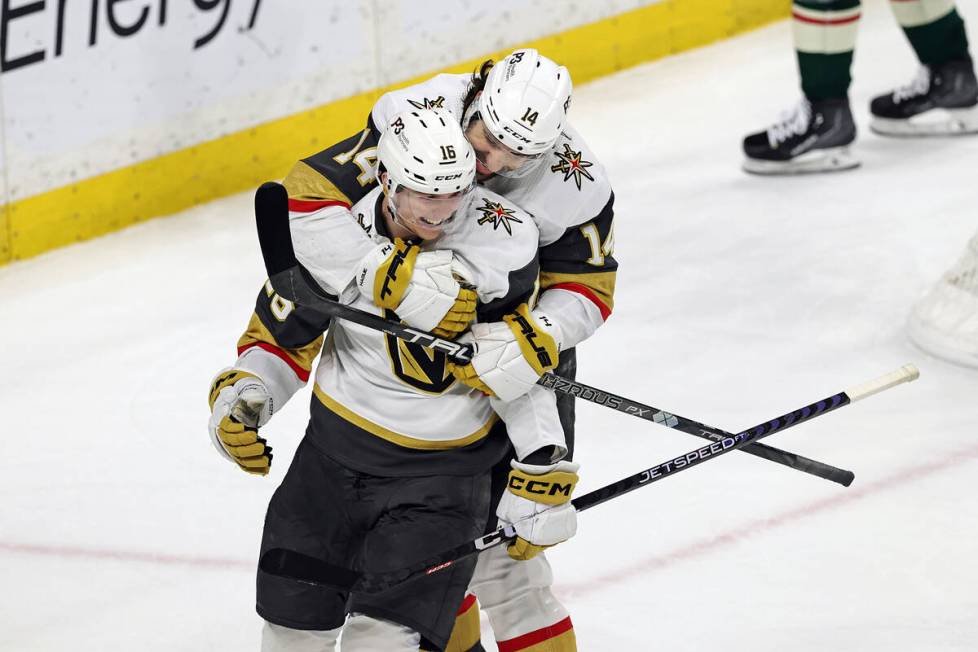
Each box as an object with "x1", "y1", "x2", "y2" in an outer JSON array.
[
  {"x1": 870, "y1": 106, "x2": 978, "y2": 137},
  {"x1": 742, "y1": 146, "x2": 860, "y2": 176}
]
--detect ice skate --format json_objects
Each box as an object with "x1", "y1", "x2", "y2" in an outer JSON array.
[
  {"x1": 870, "y1": 58, "x2": 978, "y2": 136},
  {"x1": 743, "y1": 98, "x2": 859, "y2": 175}
]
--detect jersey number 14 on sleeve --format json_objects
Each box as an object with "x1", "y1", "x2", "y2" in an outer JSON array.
[{"x1": 580, "y1": 221, "x2": 615, "y2": 267}]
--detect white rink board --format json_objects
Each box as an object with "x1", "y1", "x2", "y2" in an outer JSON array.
[
  {"x1": 0, "y1": 0, "x2": 653, "y2": 202},
  {"x1": 2, "y1": 0, "x2": 978, "y2": 649}
]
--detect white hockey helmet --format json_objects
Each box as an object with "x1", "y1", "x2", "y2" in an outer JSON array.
[
  {"x1": 377, "y1": 108, "x2": 476, "y2": 235},
  {"x1": 478, "y1": 49, "x2": 573, "y2": 156}
]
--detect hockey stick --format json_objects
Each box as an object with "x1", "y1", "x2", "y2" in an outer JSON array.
[
  {"x1": 253, "y1": 181, "x2": 855, "y2": 486},
  {"x1": 260, "y1": 363, "x2": 918, "y2": 592}
]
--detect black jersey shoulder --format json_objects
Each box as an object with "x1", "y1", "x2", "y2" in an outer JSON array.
[{"x1": 286, "y1": 114, "x2": 383, "y2": 209}]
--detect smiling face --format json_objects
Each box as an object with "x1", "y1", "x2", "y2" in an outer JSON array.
[
  {"x1": 381, "y1": 172, "x2": 473, "y2": 241},
  {"x1": 464, "y1": 114, "x2": 545, "y2": 181}
]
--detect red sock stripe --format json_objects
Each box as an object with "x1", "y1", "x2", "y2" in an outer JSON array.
[
  {"x1": 497, "y1": 617, "x2": 574, "y2": 652},
  {"x1": 288, "y1": 198, "x2": 351, "y2": 213},
  {"x1": 547, "y1": 282, "x2": 612, "y2": 321},
  {"x1": 237, "y1": 342, "x2": 311, "y2": 382},
  {"x1": 791, "y1": 11, "x2": 861, "y2": 25},
  {"x1": 456, "y1": 593, "x2": 477, "y2": 616}
]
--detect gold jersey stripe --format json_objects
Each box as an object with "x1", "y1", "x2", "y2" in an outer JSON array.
[
  {"x1": 237, "y1": 312, "x2": 324, "y2": 374},
  {"x1": 282, "y1": 160, "x2": 354, "y2": 207},
  {"x1": 540, "y1": 270, "x2": 617, "y2": 313},
  {"x1": 313, "y1": 385, "x2": 498, "y2": 450}
]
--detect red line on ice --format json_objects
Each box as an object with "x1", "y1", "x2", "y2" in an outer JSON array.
[
  {"x1": 3, "y1": 444, "x2": 977, "y2": 582},
  {"x1": 556, "y1": 442, "x2": 978, "y2": 598},
  {"x1": 0, "y1": 541, "x2": 252, "y2": 571}
]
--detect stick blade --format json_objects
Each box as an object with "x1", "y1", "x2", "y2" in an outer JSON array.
[
  {"x1": 254, "y1": 181, "x2": 296, "y2": 278},
  {"x1": 253, "y1": 181, "x2": 334, "y2": 306},
  {"x1": 259, "y1": 548, "x2": 360, "y2": 592}
]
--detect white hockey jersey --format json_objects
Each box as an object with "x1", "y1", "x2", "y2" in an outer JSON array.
[{"x1": 236, "y1": 184, "x2": 563, "y2": 476}]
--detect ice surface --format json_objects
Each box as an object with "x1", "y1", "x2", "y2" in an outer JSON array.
[{"x1": 3, "y1": 1, "x2": 977, "y2": 649}]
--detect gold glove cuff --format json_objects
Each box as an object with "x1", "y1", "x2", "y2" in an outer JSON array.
[
  {"x1": 502, "y1": 304, "x2": 558, "y2": 376},
  {"x1": 447, "y1": 361, "x2": 495, "y2": 396},
  {"x1": 506, "y1": 537, "x2": 551, "y2": 561},
  {"x1": 374, "y1": 239, "x2": 419, "y2": 309},
  {"x1": 208, "y1": 369, "x2": 260, "y2": 409}
]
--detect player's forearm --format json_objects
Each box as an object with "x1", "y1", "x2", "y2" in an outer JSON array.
[
  {"x1": 234, "y1": 346, "x2": 307, "y2": 417},
  {"x1": 490, "y1": 385, "x2": 567, "y2": 462},
  {"x1": 232, "y1": 286, "x2": 330, "y2": 414},
  {"x1": 535, "y1": 286, "x2": 608, "y2": 349}
]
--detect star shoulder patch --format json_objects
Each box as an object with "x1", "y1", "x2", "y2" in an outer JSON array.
[
  {"x1": 476, "y1": 198, "x2": 523, "y2": 236},
  {"x1": 550, "y1": 143, "x2": 595, "y2": 190}
]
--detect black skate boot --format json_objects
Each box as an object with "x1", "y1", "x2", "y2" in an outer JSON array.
[
  {"x1": 742, "y1": 97, "x2": 858, "y2": 175},
  {"x1": 870, "y1": 58, "x2": 978, "y2": 136}
]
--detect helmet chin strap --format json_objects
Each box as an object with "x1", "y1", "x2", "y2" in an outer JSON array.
[{"x1": 382, "y1": 175, "x2": 410, "y2": 232}]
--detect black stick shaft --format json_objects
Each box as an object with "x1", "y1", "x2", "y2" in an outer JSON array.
[
  {"x1": 538, "y1": 373, "x2": 855, "y2": 486},
  {"x1": 254, "y1": 181, "x2": 854, "y2": 486},
  {"x1": 571, "y1": 394, "x2": 850, "y2": 512}
]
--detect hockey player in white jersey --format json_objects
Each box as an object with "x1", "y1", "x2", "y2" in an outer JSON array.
[
  {"x1": 208, "y1": 108, "x2": 580, "y2": 651},
  {"x1": 273, "y1": 49, "x2": 615, "y2": 651}
]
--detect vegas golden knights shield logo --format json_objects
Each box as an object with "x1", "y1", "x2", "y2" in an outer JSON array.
[{"x1": 384, "y1": 310, "x2": 454, "y2": 393}]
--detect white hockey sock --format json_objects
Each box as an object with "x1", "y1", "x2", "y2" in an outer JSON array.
[
  {"x1": 470, "y1": 544, "x2": 570, "y2": 641},
  {"x1": 260, "y1": 621, "x2": 340, "y2": 652},
  {"x1": 342, "y1": 613, "x2": 421, "y2": 651}
]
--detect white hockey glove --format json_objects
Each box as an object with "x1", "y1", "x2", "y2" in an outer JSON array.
[
  {"x1": 207, "y1": 369, "x2": 274, "y2": 476},
  {"x1": 356, "y1": 238, "x2": 477, "y2": 338},
  {"x1": 448, "y1": 304, "x2": 560, "y2": 401},
  {"x1": 496, "y1": 459, "x2": 580, "y2": 561}
]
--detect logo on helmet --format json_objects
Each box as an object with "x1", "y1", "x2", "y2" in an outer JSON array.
[
  {"x1": 503, "y1": 125, "x2": 531, "y2": 143},
  {"x1": 504, "y1": 52, "x2": 524, "y2": 81}
]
